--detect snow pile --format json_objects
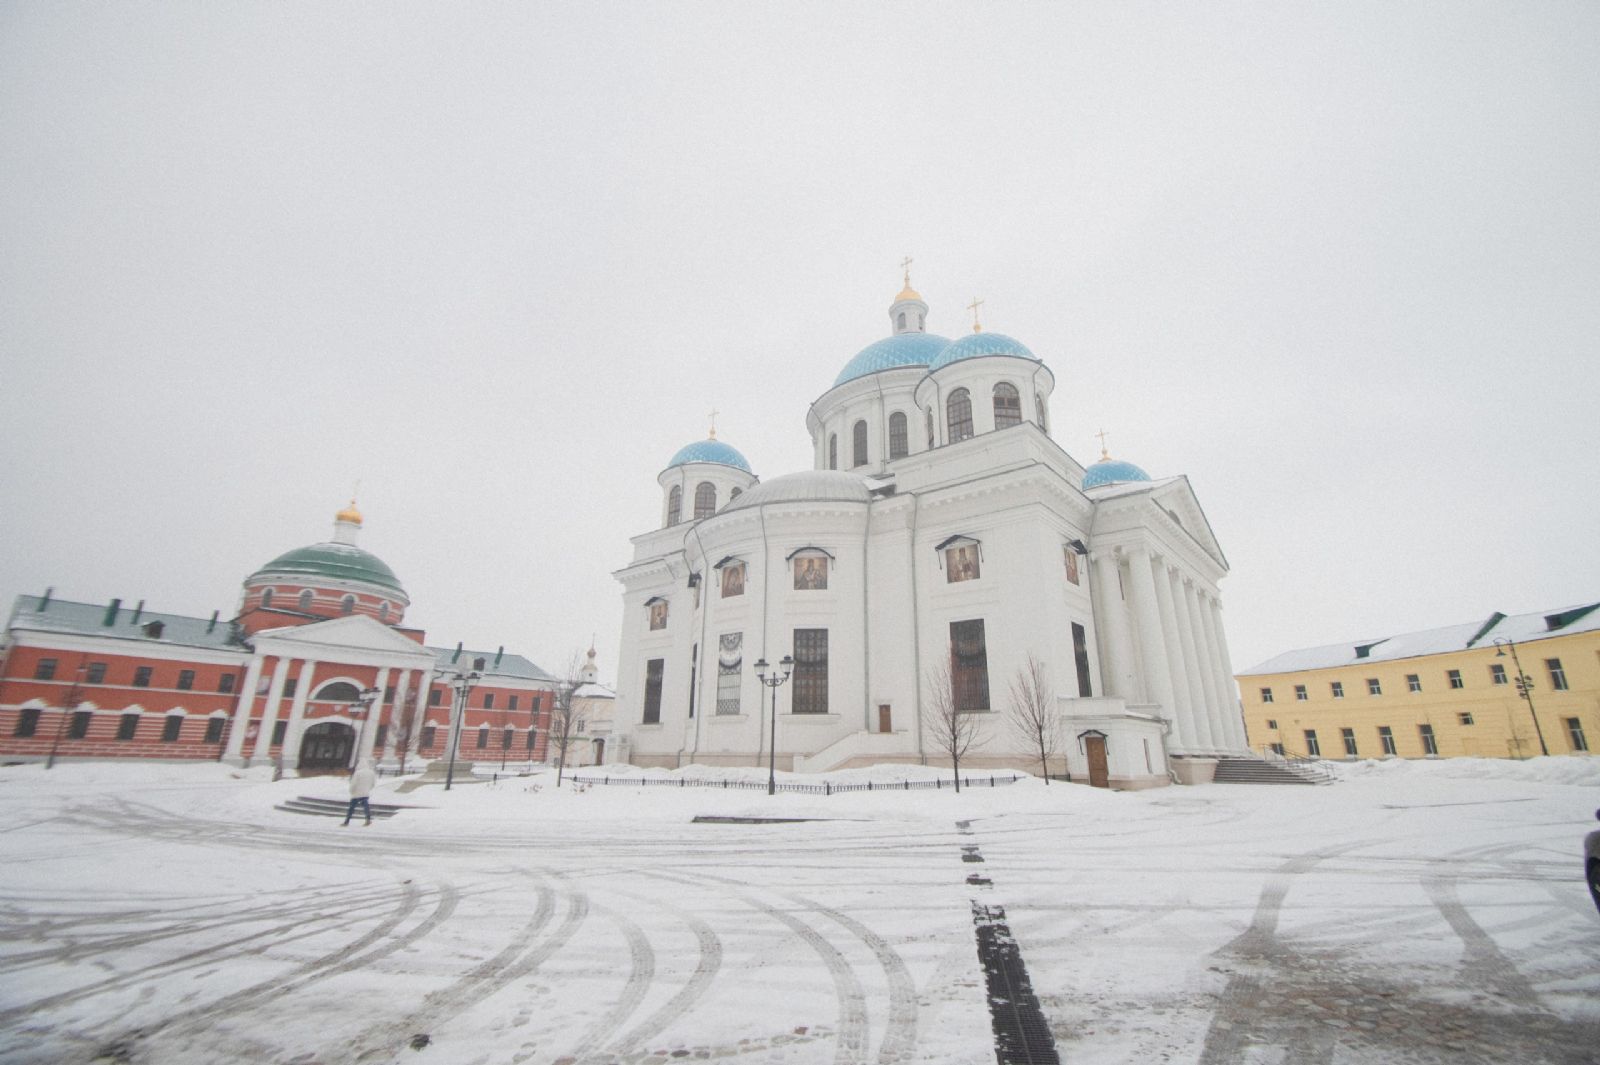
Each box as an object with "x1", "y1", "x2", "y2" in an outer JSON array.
[{"x1": 1328, "y1": 755, "x2": 1600, "y2": 787}]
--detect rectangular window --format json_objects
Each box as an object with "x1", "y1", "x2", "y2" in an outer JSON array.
[
  {"x1": 282, "y1": 678, "x2": 296, "y2": 699},
  {"x1": 526, "y1": 728, "x2": 537, "y2": 751},
  {"x1": 1330, "y1": 681, "x2": 1344, "y2": 699},
  {"x1": 1378, "y1": 725, "x2": 1396, "y2": 756},
  {"x1": 1546, "y1": 658, "x2": 1568, "y2": 691},
  {"x1": 1489, "y1": 663, "x2": 1507, "y2": 685},
  {"x1": 1071, "y1": 622, "x2": 1092, "y2": 697},
  {"x1": 1568, "y1": 717, "x2": 1588, "y2": 752},
  {"x1": 421, "y1": 725, "x2": 437, "y2": 749},
  {"x1": 1341, "y1": 727, "x2": 1358, "y2": 756},
  {"x1": 643, "y1": 659, "x2": 665, "y2": 723},
  {"x1": 1304, "y1": 729, "x2": 1321, "y2": 757},
  {"x1": 502, "y1": 728, "x2": 514, "y2": 750},
  {"x1": 203, "y1": 717, "x2": 224, "y2": 743},
  {"x1": 1266, "y1": 718, "x2": 1278, "y2": 730},
  {"x1": 476, "y1": 726, "x2": 488, "y2": 749},
  {"x1": 793, "y1": 556, "x2": 828, "y2": 590},
  {"x1": 218, "y1": 673, "x2": 237, "y2": 694},
  {"x1": 509, "y1": 695, "x2": 519, "y2": 711},
  {"x1": 133, "y1": 667, "x2": 153, "y2": 688},
  {"x1": 14, "y1": 707, "x2": 40, "y2": 737},
  {"x1": 1419, "y1": 723, "x2": 1438, "y2": 755},
  {"x1": 1407, "y1": 674, "x2": 1422, "y2": 693},
  {"x1": 429, "y1": 688, "x2": 442, "y2": 706},
  {"x1": 944, "y1": 545, "x2": 980, "y2": 583},
  {"x1": 1458, "y1": 712, "x2": 1474, "y2": 726},
  {"x1": 484, "y1": 693, "x2": 495, "y2": 709},
  {"x1": 70, "y1": 710, "x2": 92, "y2": 739},
  {"x1": 950, "y1": 620, "x2": 990, "y2": 713},
  {"x1": 1294, "y1": 684, "x2": 1307, "y2": 701},
  {"x1": 87, "y1": 662, "x2": 108, "y2": 684},
  {"x1": 1447, "y1": 669, "x2": 1463, "y2": 689},
  {"x1": 889, "y1": 414, "x2": 908, "y2": 460},
  {"x1": 176, "y1": 670, "x2": 195, "y2": 691},
  {"x1": 271, "y1": 720, "x2": 286, "y2": 746},
  {"x1": 793, "y1": 629, "x2": 829, "y2": 715},
  {"x1": 688, "y1": 644, "x2": 697, "y2": 719},
  {"x1": 33, "y1": 658, "x2": 57, "y2": 681},
  {"x1": 1269, "y1": 742, "x2": 1285, "y2": 756},
  {"x1": 117, "y1": 713, "x2": 140, "y2": 740},
  {"x1": 1260, "y1": 687, "x2": 1274, "y2": 703},
  {"x1": 385, "y1": 686, "x2": 395, "y2": 702},
  {"x1": 1366, "y1": 678, "x2": 1381, "y2": 696},
  {"x1": 374, "y1": 725, "x2": 387, "y2": 749},
  {"x1": 717, "y1": 632, "x2": 743, "y2": 715},
  {"x1": 162, "y1": 715, "x2": 183, "y2": 742}
]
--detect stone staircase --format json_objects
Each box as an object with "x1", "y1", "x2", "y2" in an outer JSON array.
[
  {"x1": 1212, "y1": 756, "x2": 1337, "y2": 786},
  {"x1": 274, "y1": 796, "x2": 413, "y2": 819}
]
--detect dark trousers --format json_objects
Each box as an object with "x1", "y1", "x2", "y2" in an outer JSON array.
[{"x1": 343, "y1": 796, "x2": 371, "y2": 824}]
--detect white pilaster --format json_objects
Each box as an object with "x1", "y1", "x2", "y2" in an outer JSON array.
[
  {"x1": 1090, "y1": 552, "x2": 1138, "y2": 700},
  {"x1": 1124, "y1": 547, "x2": 1183, "y2": 745},
  {"x1": 224, "y1": 655, "x2": 265, "y2": 764},
  {"x1": 1197, "y1": 590, "x2": 1238, "y2": 753},
  {"x1": 1208, "y1": 596, "x2": 1248, "y2": 749},
  {"x1": 252, "y1": 657, "x2": 292, "y2": 761},
  {"x1": 1181, "y1": 578, "x2": 1223, "y2": 752},
  {"x1": 1168, "y1": 567, "x2": 1215, "y2": 751},
  {"x1": 358, "y1": 667, "x2": 390, "y2": 765},
  {"x1": 1150, "y1": 557, "x2": 1197, "y2": 751},
  {"x1": 282, "y1": 659, "x2": 319, "y2": 772},
  {"x1": 385, "y1": 669, "x2": 411, "y2": 764}
]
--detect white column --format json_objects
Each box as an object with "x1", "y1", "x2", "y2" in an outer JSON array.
[
  {"x1": 1124, "y1": 548, "x2": 1182, "y2": 742},
  {"x1": 252, "y1": 657, "x2": 292, "y2": 761},
  {"x1": 282, "y1": 659, "x2": 319, "y2": 772},
  {"x1": 1149, "y1": 557, "x2": 1197, "y2": 751},
  {"x1": 1208, "y1": 595, "x2": 1248, "y2": 749},
  {"x1": 1091, "y1": 552, "x2": 1138, "y2": 700},
  {"x1": 384, "y1": 669, "x2": 411, "y2": 764},
  {"x1": 1168, "y1": 568, "x2": 1215, "y2": 751},
  {"x1": 224, "y1": 655, "x2": 266, "y2": 764},
  {"x1": 1196, "y1": 590, "x2": 1238, "y2": 753},
  {"x1": 1182, "y1": 578, "x2": 1223, "y2": 752},
  {"x1": 358, "y1": 667, "x2": 390, "y2": 765},
  {"x1": 408, "y1": 670, "x2": 432, "y2": 760}
]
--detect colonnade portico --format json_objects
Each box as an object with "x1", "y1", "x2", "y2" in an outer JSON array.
[{"x1": 1090, "y1": 544, "x2": 1244, "y2": 757}]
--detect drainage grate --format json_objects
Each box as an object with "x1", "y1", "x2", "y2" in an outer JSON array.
[{"x1": 971, "y1": 901, "x2": 1060, "y2": 1064}]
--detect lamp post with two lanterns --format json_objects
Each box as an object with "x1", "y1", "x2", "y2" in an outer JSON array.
[
  {"x1": 752, "y1": 654, "x2": 794, "y2": 796},
  {"x1": 1493, "y1": 637, "x2": 1549, "y2": 757},
  {"x1": 435, "y1": 658, "x2": 485, "y2": 790}
]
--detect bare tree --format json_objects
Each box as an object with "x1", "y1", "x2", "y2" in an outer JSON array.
[
  {"x1": 922, "y1": 649, "x2": 985, "y2": 793},
  {"x1": 1007, "y1": 652, "x2": 1061, "y2": 783},
  {"x1": 548, "y1": 651, "x2": 588, "y2": 788}
]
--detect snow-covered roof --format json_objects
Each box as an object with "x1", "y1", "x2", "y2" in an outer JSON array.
[
  {"x1": 1239, "y1": 602, "x2": 1600, "y2": 675},
  {"x1": 573, "y1": 682, "x2": 615, "y2": 699}
]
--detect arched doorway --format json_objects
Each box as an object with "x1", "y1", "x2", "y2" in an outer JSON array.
[
  {"x1": 591, "y1": 738, "x2": 605, "y2": 765},
  {"x1": 299, "y1": 721, "x2": 355, "y2": 772}
]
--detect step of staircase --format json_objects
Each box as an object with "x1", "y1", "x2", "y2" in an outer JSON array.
[
  {"x1": 274, "y1": 796, "x2": 412, "y2": 819},
  {"x1": 1212, "y1": 757, "x2": 1336, "y2": 786}
]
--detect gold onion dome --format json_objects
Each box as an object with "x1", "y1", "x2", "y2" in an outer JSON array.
[
  {"x1": 895, "y1": 282, "x2": 923, "y2": 303},
  {"x1": 335, "y1": 500, "x2": 363, "y2": 525}
]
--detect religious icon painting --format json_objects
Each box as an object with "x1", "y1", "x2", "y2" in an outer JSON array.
[
  {"x1": 794, "y1": 555, "x2": 828, "y2": 590},
  {"x1": 721, "y1": 562, "x2": 745, "y2": 598},
  {"x1": 1064, "y1": 545, "x2": 1080, "y2": 585},
  {"x1": 945, "y1": 545, "x2": 980, "y2": 583},
  {"x1": 648, "y1": 600, "x2": 668, "y2": 630}
]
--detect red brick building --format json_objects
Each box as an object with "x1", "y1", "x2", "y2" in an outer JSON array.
[{"x1": 0, "y1": 504, "x2": 555, "y2": 774}]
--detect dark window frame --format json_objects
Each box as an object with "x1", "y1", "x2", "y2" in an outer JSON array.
[
  {"x1": 950, "y1": 619, "x2": 990, "y2": 713},
  {"x1": 793, "y1": 629, "x2": 830, "y2": 715},
  {"x1": 946, "y1": 387, "x2": 974, "y2": 443},
  {"x1": 992, "y1": 382, "x2": 1021, "y2": 429},
  {"x1": 643, "y1": 658, "x2": 665, "y2": 724},
  {"x1": 888, "y1": 411, "x2": 908, "y2": 459}
]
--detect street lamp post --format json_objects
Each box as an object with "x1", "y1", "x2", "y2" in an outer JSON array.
[
  {"x1": 753, "y1": 654, "x2": 794, "y2": 796},
  {"x1": 1493, "y1": 638, "x2": 1549, "y2": 757},
  {"x1": 46, "y1": 656, "x2": 88, "y2": 771},
  {"x1": 348, "y1": 687, "x2": 381, "y2": 769},
  {"x1": 436, "y1": 658, "x2": 484, "y2": 791}
]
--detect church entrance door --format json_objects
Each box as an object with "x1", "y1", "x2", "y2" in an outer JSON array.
[
  {"x1": 1085, "y1": 736, "x2": 1109, "y2": 788},
  {"x1": 299, "y1": 721, "x2": 356, "y2": 773},
  {"x1": 592, "y1": 739, "x2": 605, "y2": 765}
]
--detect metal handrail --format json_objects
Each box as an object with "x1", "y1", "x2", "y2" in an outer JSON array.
[{"x1": 564, "y1": 772, "x2": 1026, "y2": 795}]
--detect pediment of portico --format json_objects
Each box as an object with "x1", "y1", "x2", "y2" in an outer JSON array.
[{"x1": 251, "y1": 614, "x2": 435, "y2": 663}]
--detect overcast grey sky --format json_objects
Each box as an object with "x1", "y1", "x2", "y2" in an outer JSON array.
[{"x1": 2, "y1": 3, "x2": 1597, "y2": 683}]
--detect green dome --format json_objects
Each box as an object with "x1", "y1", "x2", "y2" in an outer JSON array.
[{"x1": 250, "y1": 541, "x2": 407, "y2": 598}]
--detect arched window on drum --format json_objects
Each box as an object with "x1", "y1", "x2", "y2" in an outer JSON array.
[
  {"x1": 852, "y1": 420, "x2": 868, "y2": 468},
  {"x1": 888, "y1": 411, "x2": 908, "y2": 460},
  {"x1": 666, "y1": 485, "x2": 682, "y2": 527},
  {"x1": 947, "y1": 388, "x2": 974, "y2": 443},
  {"x1": 993, "y1": 382, "x2": 1021, "y2": 429},
  {"x1": 694, "y1": 482, "x2": 716, "y2": 520}
]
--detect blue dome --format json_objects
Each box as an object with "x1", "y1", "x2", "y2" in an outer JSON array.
[
  {"x1": 927, "y1": 331, "x2": 1039, "y2": 373},
  {"x1": 834, "y1": 332, "x2": 951, "y2": 387},
  {"x1": 1083, "y1": 457, "x2": 1153, "y2": 489},
  {"x1": 667, "y1": 438, "x2": 752, "y2": 473}
]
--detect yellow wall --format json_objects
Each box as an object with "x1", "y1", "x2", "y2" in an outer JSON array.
[{"x1": 1238, "y1": 630, "x2": 1600, "y2": 760}]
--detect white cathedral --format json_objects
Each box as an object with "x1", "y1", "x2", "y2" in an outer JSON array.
[{"x1": 612, "y1": 272, "x2": 1248, "y2": 788}]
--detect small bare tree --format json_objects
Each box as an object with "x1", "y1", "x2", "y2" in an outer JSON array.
[
  {"x1": 548, "y1": 651, "x2": 588, "y2": 788},
  {"x1": 1007, "y1": 652, "x2": 1061, "y2": 783},
  {"x1": 922, "y1": 649, "x2": 985, "y2": 793}
]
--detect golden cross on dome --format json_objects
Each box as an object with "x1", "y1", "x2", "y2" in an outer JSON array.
[
  {"x1": 967, "y1": 296, "x2": 984, "y2": 333},
  {"x1": 1095, "y1": 427, "x2": 1111, "y2": 459},
  {"x1": 708, "y1": 408, "x2": 720, "y2": 439},
  {"x1": 900, "y1": 256, "x2": 914, "y2": 285}
]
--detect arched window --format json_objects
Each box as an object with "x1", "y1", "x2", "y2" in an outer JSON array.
[
  {"x1": 314, "y1": 681, "x2": 363, "y2": 703},
  {"x1": 852, "y1": 420, "x2": 868, "y2": 467},
  {"x1": 261, "y1": 588, "x2": 274, "y2": 609},
  {"x1": 828, "y1": 434, "x2": 838, "y2": 470},
  {"x1": 378, "y1": 602, "x2": 390, "y2": 622},
  {"x1": 730, "y1": 487, "x2": 742, "y2": 500},
  {"x1": 1035, "y1": 395, "x2": 1049, "y2": 433},
  {"x1": 340, "y1": 594, "x2": 355, "y2": 615},
  {"x1": 889, "y1": 411, "x2": 908, "y2": 459},
  {"x1": 694, "y1": 482, "x2": 716, "y2": 520},
  {"x1": 666, "y1": 485, "x2": 682, "y2": 526},
  {"x1": 897, "y1": 310, "x2": 907, "y2": 330},
  {"x1": 926, "y1": 407, "x2": 935, "y2": 448},
  {"x1": 947, "y1": 388, "x2": 974, "y2": 443},
  {"x1": 297, "y1": 589, "x2": 313, "y2": 610},
  {"x1": 993, "y1": 383, "x2": 1022, "y2": 429}
]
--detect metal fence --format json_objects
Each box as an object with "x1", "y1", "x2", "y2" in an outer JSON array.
[{"x1": 563, "y1": 772, "x2": 1026, "y2": 795}]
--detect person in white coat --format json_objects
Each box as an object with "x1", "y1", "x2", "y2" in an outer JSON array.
[{"x1": 343, "y1": 758, "x2": 376, "y2": 826}]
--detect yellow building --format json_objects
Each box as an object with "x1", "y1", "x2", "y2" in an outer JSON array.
[{"x1": 1237, "y1": 603, "x2": 1598, "y2": 761}]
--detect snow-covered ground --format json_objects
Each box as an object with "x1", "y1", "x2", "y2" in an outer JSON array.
[{"x1": 1, "y1": 757, "x2": 1596, "y2": 1064}]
